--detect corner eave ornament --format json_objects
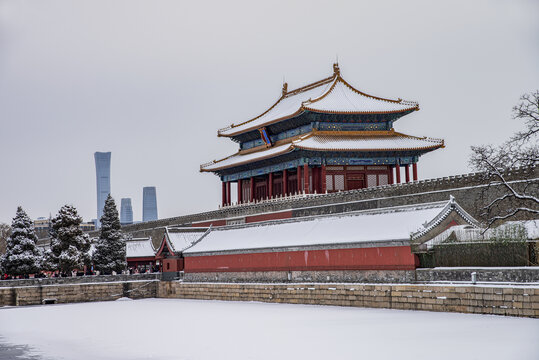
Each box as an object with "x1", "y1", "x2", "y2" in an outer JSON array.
[{"x1": 333, "y1": 63, "x2": 340, "y2": 76}]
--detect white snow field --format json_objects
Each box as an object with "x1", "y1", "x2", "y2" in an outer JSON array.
[{"x1": 0, "y1": 298, "x2": 538, "y2": 360}]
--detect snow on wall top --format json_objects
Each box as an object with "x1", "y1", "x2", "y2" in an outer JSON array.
[
  {"x1": 218, "y1": 72, "x2": 418, "y2": 137},
  {"x1": 184, "y1": 202, "x2": 447, "y2": 254},
  {"x1": 126, "y1": 238, "x2": 155, "y2": 258}
]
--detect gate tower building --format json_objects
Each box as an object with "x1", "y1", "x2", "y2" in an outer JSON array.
[{"x1": 201, "y1": 64, "x2": 444, "y2": 206}]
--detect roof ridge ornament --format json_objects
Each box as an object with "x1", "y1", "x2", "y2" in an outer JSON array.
[
  {"x1": 333, "y1": 63, "x2": 340, "y2": 76},
  {"x1": 282, "y1": 82, "x2": 288, "y2": 96}
]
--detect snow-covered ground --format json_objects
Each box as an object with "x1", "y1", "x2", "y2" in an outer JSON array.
[{"x1": 0, "y1": 299, "x2": 537, "y2": 360}]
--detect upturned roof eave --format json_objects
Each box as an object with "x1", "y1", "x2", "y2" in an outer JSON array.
[
  {"x1": 200, "y1": 145, "x2": 295, "y2": 172},
  {"x1": 200, "y1": 134, "x2": 444, "y2": 173},
  {"x1": 293, "y1": 143, "x2": 444, "y2": 153}
]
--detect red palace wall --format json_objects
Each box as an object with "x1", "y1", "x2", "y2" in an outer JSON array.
[
  {"x1": 192, "y1": 219, "x2": 227, "y2": 227},
  {"x1": 163, "y1": 258, "x2": 184, "y2": 272},
  {"x1": 184, "y1": 246, "x2": 419, "y2": 273},
  {"x1": 245, "y1": 210, "x2": 293, "y2": 223}
]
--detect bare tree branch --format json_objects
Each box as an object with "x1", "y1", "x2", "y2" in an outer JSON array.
[
  {"x1": 470, "y1": 90, "x2": 539, "y2": 227},
  {"x1": 511, "y1": 90, "x2": 539, "y2": 144}
]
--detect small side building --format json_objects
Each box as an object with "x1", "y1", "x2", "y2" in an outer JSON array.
[
  {"x1": 126, "y1": 237, "x2": 157, "y2": 272},
  {"x1": 155, "y1": 227, "x2": 210, "y2": 278}
]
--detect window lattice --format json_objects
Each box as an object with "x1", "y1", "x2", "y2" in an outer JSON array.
[
  {"x1": 326, "y1": 175, "x2": 333, "y2": 191},
  {"x1": 367, "y1": 174, "x2": 377, "y2": 188},
  {"x1": 378, "y1": 174, "x2": 388, "y2": 186},
  {"x1": 335, "y1": 175, "x2": 345, "y2": 191}
]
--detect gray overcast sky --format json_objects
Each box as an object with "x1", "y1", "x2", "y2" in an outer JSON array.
[{"x1": 1, "y1": 0, "x2": 538, "y2": 224}]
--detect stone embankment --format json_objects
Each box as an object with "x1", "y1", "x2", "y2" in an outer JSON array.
[
  {"x1": 0, "y1": 273, "x2": 160, "y2": 288},
  {"x1": 183, "y1": 267, "x2": 539, "y2": 284},
  {"x1": 1, "y1": 268, "x2": 538, "y2": 318},
  {"x1": 0, "y1": 276, "x2": 158, "y2": 307},
  {"x1": 158, "y1": 282, "x2": 539, "y2": 318}
]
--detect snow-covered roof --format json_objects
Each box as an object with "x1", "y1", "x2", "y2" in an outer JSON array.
[
  {"x1": 420, "y1": 220, "x2": 539, "y2": 251},
  {"x1": 303, "y1": 79, "x2": 419, "y2": 114},
  {"x1": 410, "y1": 195, "x2": 479, "y2": 242},
  {"x1": 294, "y1": 132, "x2": 443, "y2": 152},
  {"x1": 218, "y1": 68, "x2": 419, "y2": 137},
  {"x1": 201, "y1": 142, "x2": 293, "y2": 171},
  {"x1": 183, "y1": 202, "x2": 448, "y2": 255},
  {"x1": 201, "y1": 130, "x2": 444, "y2": 171},
  {"x1": 162, "y1": 227, "x2": 210, "y2": 254},
  {"x1": 126, "y1": 238, "x2": 155, "y2": 258}
]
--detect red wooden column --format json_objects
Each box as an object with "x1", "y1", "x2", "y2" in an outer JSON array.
[
  {"x1": 313, "y1": 167, "x2": 319, "y2": 193},
  {"x1": 303, "y1": 163, "x2": 310, "y2": 194},
  {"x1": 412, "y1": 163, "x2": 418, "y2": 181},
  {"x1": 283, "y1": 169, "x2": 288, "y2": 196},
  {"x1": 226, "y1": 181, "x2": 231, "y2": 205},
  {"x1": 395, "y1": 163, "x2": 401, "y2": 184},
  {"x1": 250, "y1": 176, "x2": 255, "y2": 202},
  {"x1": 268, "y1": 172, "x2": 273, "y2": 199},
  {"x1": 237, "y1": 179, "x2": 243, "y2": 203},
  {"x1": 321, "y1": 164, "x2": 327, "y2": 193},
  {"x1": 221, "y1": 182, "x2": 226, "y2": 207},
  {"x1": 389, "y1": 166, "x2": 394, "y2": 185},
  {"x1": 297, "y1": 166, "x2": 302, "y2": 193},
  {"x1": 405, "y1": 164, "x2": 410, "y2": 183}
]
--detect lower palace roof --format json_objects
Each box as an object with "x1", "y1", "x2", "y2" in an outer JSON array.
[{"x1": 201, "y1": 130, "x2": 444, "y2": 172}]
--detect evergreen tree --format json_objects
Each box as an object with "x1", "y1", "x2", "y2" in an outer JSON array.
[
  {"x1": 93, "y1": 195, "x2": 126, "y2": 274},
  {"x1": 0, "y1": 207, "x2": 42, "y2": 276},
  {"x1": 47, "y1": 205, "x2": 91, "y2": 274}
]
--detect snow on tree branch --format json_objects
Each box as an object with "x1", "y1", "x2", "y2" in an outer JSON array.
[{"x1": 469, "y1": 90, "x2": 539, "y2": 227}]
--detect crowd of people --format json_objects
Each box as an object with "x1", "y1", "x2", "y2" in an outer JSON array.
[{"x1": 1, "y1": 264, "x2": 161, "y2": 280}]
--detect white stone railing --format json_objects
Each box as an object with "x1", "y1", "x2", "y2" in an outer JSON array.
[{"x1": 219, "y1": 190, "x2": 325, "y2": 209}]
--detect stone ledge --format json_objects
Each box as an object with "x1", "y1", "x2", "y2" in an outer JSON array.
[{"x1": 158, "y1": 282, "x2": 539, "y2": 318}]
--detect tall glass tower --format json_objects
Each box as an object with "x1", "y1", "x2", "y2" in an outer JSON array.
[
  {"x1": 120, "y1": 198, "x2": 133, "y2": 225},
  {"x1": 142, "y1": 186, "x2": 158, "y2": 222},
  {"x1": 94, "y1": 152, "x2": 111, "y2": 227}
]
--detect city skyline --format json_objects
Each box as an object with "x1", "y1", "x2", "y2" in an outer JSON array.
[
  {"x1": 120, "y1": 198, "x2": 133, "y2": 225},
  {"x1": 0, "y1": 1, "x2": 538, "y2": 224},
  {"x1": 142, "y1": 187, "x2": 158, "y2": 222},
  {"x1": 94, "y1": 152, "x2": 111, "y2": 228}
]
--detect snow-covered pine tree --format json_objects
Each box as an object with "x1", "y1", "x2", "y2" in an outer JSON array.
[
  {"x1": 93, "y1": 195, "x2": 126, "y2": 274},
  {"x1": 0, "y1": 207, "x2": 42, "y2": 276},
  {"x1": 47, "y1": 205, "x2": 91, "y2": 275}
]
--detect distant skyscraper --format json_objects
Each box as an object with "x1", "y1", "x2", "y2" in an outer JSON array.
[
  {"x1": 142, "y1": 187, "x2": 158, "y2": 222},
  {"x1": 120, "y1": 198, "x2": 133, "y2": 225},
  {"x1": 94, "y1": 152, "x2": 111, "y2": 227}
]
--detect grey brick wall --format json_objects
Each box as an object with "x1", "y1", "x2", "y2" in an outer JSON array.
[{"x1": 159, "y1": 282, "x2": 539, "y2": 318}]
